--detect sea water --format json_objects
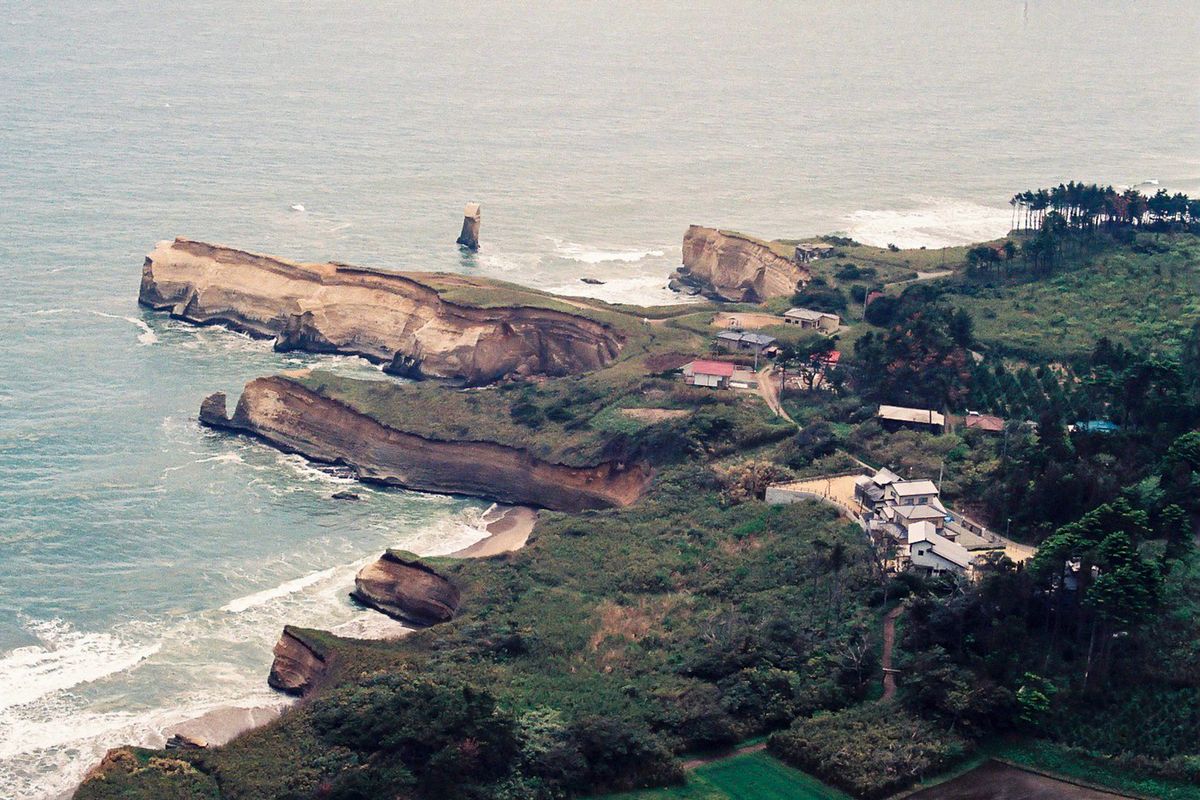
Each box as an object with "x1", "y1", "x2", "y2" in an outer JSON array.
[{"x1": 1, "y1": 2, "x2": 1198, "y2": 796}]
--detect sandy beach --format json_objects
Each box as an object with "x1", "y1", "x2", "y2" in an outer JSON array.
[
  {"x1": 452, "y1": 504, "x2": 538, "y2": 558},
  {"x1": 164, "y1": 703, "x2": 289, "y2": 749}
]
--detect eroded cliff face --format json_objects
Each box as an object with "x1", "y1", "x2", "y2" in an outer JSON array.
[
  {"x1": 679, "y1": 225, "x2": 810, "y2": 302},
  {"x1": 351, "y1": 551, "x2": 460, "y2": 627},
  {"x1": 267, "y1": 626, "x2": 327, "y2": 697},
  {"x1": 139, "y1": 238, "x2": 623, "y2": 385},
  {"x1": 200, "y1": 377, "x2": 652, "y2": 512}
]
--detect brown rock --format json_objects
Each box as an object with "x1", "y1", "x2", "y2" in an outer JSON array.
[
  {"x1": 210, "y1": 376, "x2": 652, "y2": 512},
  {"x1": 139, "y1": 237, "x2": 622, "y2": 386},
  {"x1": 456, "y1": 202, "x2": 481, "y2": 250},
  {"x1": 680, "y1": 225, "x2": 810, "y2": 302},
  {"x1": 267, "y1": 626, "x2": 327, "y2": 696},
  {"x1": 198, "y1": 392, "x2": 230, "y2": 427},
  {"x1": 351, "y1": 551, "x2": 460, "y2": 627}
]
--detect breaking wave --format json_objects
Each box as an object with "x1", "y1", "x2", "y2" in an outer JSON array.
[
  {"x1": 844, "y1": 197, "x2": 1012, "y2": 249},
  {"x1": 0, "y1": 619, "x2": 161, "y2": 716},
  {"x1": 549, "y1": 237, "x2": 665, "y2": 264}
]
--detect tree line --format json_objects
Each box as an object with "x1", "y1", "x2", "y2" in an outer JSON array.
[{"x1": 1010, "y1": 182, "x2": 1200, "y2": 232}]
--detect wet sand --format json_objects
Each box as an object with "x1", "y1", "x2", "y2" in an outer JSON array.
[
  {"x1": 451, "y1": 504, "x2": 538, "y2": 557},
  {"x1": 165, "y1": 703, "x2": 289, "y2": 749}
]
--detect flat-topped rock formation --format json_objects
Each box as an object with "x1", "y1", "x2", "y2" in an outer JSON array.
[
  {"x1": 677, "y1": 225, "x2": 811, "y2": 302},
  {"x1": 139, "y1": 237, "x2": 623, "y2": 385},
  {"x1": 266, "y1": 626, "x2": 328, "y2": 696},
  {"x1": 199, "y1": 378, "x2": 653, "y2": 512},
  {"x1": 350, "y1": 551, "x2": 460, "y2": 627}
]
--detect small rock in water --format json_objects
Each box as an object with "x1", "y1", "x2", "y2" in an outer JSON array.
[
  {"x1": 580, "y1": 277, "x2": 605, "y2": 285},
  {"x1": 457, "y1": 202, "x2": 481, "y2": 250},
  {"x1": 331, "y1": 491, "x2": 361, "y2": 501}
]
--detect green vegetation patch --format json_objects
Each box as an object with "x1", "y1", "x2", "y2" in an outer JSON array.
[
  {"x1": 994, "y1": 741, "x2": 1200, "y2": 800},
  {"x1": 947, "y1": 233, "x2": 1200, "y2": 359},
  {"x1": 603, "y1": 751, "x2": 851, "y2": 800},
  {"x1": 292, "y1": 369, "x2": 791, "y2": 468}
]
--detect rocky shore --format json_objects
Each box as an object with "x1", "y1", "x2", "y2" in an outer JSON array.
[
  {"x1": 674, "y1": 225, "x2": 810, "y2": 302},
  {"x1": 199, "y1": 377, "x2": 653, "y2": 512},
  {"x1": 139, "y1": 237, "x2": 625, "y2": 385}
]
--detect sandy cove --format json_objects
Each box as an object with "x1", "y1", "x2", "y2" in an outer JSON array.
[
  {"x1": 157, "y1": 505, "x2": 537, "y2": 752},
  {"x1": 452, "y1": 504, "x2": 538, "y2": 557}
]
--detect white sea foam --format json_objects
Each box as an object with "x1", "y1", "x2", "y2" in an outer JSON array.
[
  {"x1": 221, "y1": 567, "x2": 339, "y2": 613},
  {"x1": 0, "y1": 619, "x2": 161, "y2": 714},
  {"x1": 0, "y1": 477, "x2": 487, "y2": 797},
  {"x1": 844, "y1": 197, "x2": 1012, "y2": 250},
  {"x1": 550, "y1": 237, "x2": 665, "y2": 264},
  {"x1": 86, "y1": 310, "x2": 159, "y2": 344}
]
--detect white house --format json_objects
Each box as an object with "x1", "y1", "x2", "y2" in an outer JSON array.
[
  {"x1": 681, "y1": 359, "x2": 734, "y2": 388},
  {"x1": 885, "y1": 479, "x2": 940, "y2": 507},
  {"x1": 783, "y1": 308, "x2": 840, "y2": 332},
  {"x1": 907, "y1": 521, "x2": 973, "y2": 575}
]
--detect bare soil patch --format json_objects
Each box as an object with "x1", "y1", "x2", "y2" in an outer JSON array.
[
  {"x1": 620, "y1": 408, "x2": 691, "y2": 422},
  {"x1": 907, "y1": 761, "x2": 1135, "y2": 800}
]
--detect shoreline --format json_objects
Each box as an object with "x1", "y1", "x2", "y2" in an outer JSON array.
[
  {"x1": 450, "y1": 504, "x2": 538, "y2": 558},
  {"x1": 149, "y1": 504, "x2": 536, "y2": 768}
]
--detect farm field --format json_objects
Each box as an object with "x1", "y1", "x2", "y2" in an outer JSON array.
[
  {"x1": 907, "y1": 760, "x2": 1134, "y2": 800},
  {"x1": 602, "y1": 751, "x2": 850, "y2": 800}
]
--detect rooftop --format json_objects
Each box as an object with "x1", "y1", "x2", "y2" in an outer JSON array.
[
  {"x1": 685, "y1": 359, "x2": 736, "y2": 377},
  {"x1": 908, "y1": 523, "x2": 972, "y2": 569},
  {"x1": 784, "y1": 307, "x2": 839, "y2": 321},
  {"x1": 716, "y1": 331, "x2": 778, "y2": 346},
  {"x1": 890, "y1": 479, "x2": 939, "y2": 497},
  {"x1": 878, "y1": 405, "x2": 946, "y2": 426}
]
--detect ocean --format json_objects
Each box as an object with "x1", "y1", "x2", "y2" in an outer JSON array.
[{"x1": 1, "y1": 1, "x2": 1198, "y2": 796}]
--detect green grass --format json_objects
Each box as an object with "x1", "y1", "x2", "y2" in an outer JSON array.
[
  {"x1": 992, "y1": 740, "x2": 1200, "y2": 800},
  {"x1": 945, "y1": 232, "x2": 1200, "y2": 359},
  {"x1": 601, "y1": 751, "x2": 851, "y2": 800}
]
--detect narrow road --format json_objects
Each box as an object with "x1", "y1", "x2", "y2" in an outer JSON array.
[
  {"x1": 680, "y1": 741, "x2": 767, "y2": 770},
  {"x1": 881, "y1": 604, "x2": 904, "y2": 702},
  {"x1": 756, "y1": 365, "x2": 795, "y2": 424}
]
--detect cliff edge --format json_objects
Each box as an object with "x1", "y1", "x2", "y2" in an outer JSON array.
[
  {"x1": 139, "y1": 238, "x2": 623, "y2": 385},
  {"x1": 350, "y1": 551, "x2": 460, "y2": 627},
  {"x1": 199, "y1": 377, "x2": 652, "y2": 512},
  {"x1": 678, "y1": 225, "x2": 810, "y2": 302}
]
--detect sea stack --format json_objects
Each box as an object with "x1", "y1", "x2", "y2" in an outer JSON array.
[{"x1": 457, "y1": 202, "x2": 481, "y2": 250}]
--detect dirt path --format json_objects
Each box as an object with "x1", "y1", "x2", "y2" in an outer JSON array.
[
  {"x1": 755, "y1": 366, "x2": 795, "y2": 423},
  {"x1": 680, "y1": 741, "x2": 767, "y2": 770},
  {"x1": 881, "y1": 604, "x2": 904, "y2": 702}
]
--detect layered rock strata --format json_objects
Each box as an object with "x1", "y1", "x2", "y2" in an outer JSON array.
[
  {"x1": 139, "y1": 237, "x2": 622, "y2": 385},
  {"x1": 350, "y1": 551, "x2": 460, "y2": 627},
  {"x1": 677, "y1": 225, "x2": 810, "y2": 302},
  {"x1": 267, "y1": 626, "x2": 327, "y2": 696},
  {"x1": 199, "y1": 378, "x2": 652, "y2": 512}
]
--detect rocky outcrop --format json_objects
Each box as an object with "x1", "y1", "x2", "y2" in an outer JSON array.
[
  {"x1": 350, "y1": 551, "x2": 460, "y2": 626},
  {"x1": 139, "y1": 238, "x2": 623, "y2": 385},
  {"x1": 678, "y1": 225, "x2": 810, "y2": 302},
  {"x1": 200, "y1": 376, "x2": 652, "y2": 512},
  {"x1": 457, "y1": 202, "x2": 481, "y2": 250},
  {"x1": 267, "y1": 626, "x2": 327, "y2": 696}
]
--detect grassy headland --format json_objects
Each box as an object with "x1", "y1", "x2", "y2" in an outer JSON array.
[{"x1": 82, "y1": 190, "x2": 1200, "y2": 800}]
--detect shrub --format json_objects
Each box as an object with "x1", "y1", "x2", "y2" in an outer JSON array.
[{"x1": 769, "y1": 704, "x2": 968, "y2": 799}]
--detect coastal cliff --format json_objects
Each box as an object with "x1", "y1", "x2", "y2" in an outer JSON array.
[
  {"x1": 351, "y1": 551, "x2": 460, "y2": 627},
  {"x1": 139, "y1": 238, "x2": 624, "y2": 385},
  {"x1": 267, "y1": 626, "x2": 328, "y2": 696},
  {"x1": 677, "y1": 225, "x2": 810, "y2": 302},
  {"x1": 199, "y1": 377, "x2": 652, "y2": 512}
]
